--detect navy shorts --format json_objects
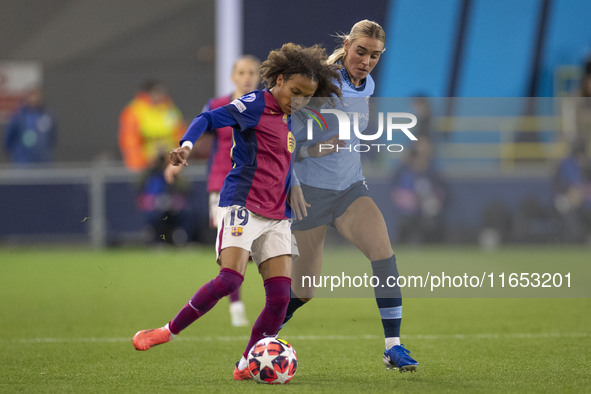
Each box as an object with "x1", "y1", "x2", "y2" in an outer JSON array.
[{"x1": 291, "y1": 180, "x2": 371, "y2": 231}]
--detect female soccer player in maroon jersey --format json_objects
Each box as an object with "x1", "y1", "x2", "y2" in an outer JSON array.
[{"x1": 132, "y1": 43, "x2": 341, "y2": 381}]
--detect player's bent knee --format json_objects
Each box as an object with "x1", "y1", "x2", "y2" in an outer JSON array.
[
  {"x1": 217, "y1": 268, "x2": 245, "y2": 296},
  {"x1": 225, "y1": 279, "x2": 242, "y2": 294}
]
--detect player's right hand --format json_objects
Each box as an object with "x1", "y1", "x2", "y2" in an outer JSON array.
[
  {"x1": 289, "y1": 185, "x2": 310, "y2": 221},
  {"x1": 169, "y1": 146, "x2": 190, "y2": 166}
]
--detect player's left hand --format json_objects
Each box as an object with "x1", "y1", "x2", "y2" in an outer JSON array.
[{"x1": 289, "y1": 185, "x2": 310, "y2": 221}]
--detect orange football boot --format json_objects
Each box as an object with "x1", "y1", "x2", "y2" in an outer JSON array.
[
  {"x1": 132, "y1": 325, "x2": 173, "y2": 351},
  {"x1": 233, "y1": 362, "x2": 252, "y2": 380}
]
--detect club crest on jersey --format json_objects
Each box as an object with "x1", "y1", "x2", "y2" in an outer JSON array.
[
  {"x1": 231, "y1": 226, "x2": 243, "y2": 236},
  {"x1": 282, "y1": 114, "x2": 288, "y2": 124},
  {"x1": 287, "y1": 132, "x2": 296, "y2": 153}
]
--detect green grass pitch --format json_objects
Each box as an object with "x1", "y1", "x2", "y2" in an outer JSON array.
[{"x1": 0, "y1": 245, "x2": 589, "y2": 393}]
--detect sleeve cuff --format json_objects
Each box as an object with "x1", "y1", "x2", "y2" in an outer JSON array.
[{"x1": 181, "y1": 141, "x2": 193, "y2": 150}]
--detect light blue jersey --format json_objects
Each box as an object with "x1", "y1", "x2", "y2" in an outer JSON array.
[{"x1": 292, "y1": 66, "x2": 375, "y2": 190}]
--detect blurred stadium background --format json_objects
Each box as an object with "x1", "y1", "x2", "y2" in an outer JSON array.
[{"x1": 1, "y1": 0, "x2": 591, "y2": 248}]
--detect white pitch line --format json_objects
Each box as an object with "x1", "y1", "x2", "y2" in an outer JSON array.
[{"x1": 7, "y1": 332, "x2": 589, "y2": 344}]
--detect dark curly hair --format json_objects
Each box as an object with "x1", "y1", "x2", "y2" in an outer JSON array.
[{"x1": 261, "y1": 43, "x2": 342, "y2": 98}]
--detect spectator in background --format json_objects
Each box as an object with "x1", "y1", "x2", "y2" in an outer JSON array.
[
  {"x1": 391, "y1": 137, "x2": 447, "y2": 243},
  {"x1": 411, "y1": 95, "x2": 433, "y2": 140},
  {"x1": 137, "y1": 152, "x2": 191, "y2": 246},
  {"x1": 553, "y1": 141, "x2": 591, "y2": 242},
  {"x1": 3, "y1": 86, "x2": 57, "y2": 165},
  {"x1": 574, "y1": 58, "x2": 591, "y2": 144},
  {"x1": 562, "y1": 57, "x2": 591, "y2": 145},
  {"x1": 119, "y1": 79, "x2": 185, "y2": 171}
]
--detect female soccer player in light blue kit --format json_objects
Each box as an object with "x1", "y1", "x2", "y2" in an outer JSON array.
[
  {"x1": 132, "y1": 43, "x2": 342, "y2": 381},
  {"x1": 285, "y1": 20, "x2": 419, "y2": 372}
]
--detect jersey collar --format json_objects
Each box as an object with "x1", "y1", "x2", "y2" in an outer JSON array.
[{"x1": 264, "y1": 88, "x2": 283, "y2": 113}]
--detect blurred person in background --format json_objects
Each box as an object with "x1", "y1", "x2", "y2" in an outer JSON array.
[
  {"x1": 391, "y1": 137, "x2": 447, "y2": 244},
  {"x1": 411, "y1": 95, "x2": 433, "y2": 140},
  {"x1": 137, "y1": 151, "x2": 191, "y2": 246},
  {"x1": 119, "y1": 79, "x2": 185, "y2": 171},
  {"x1": 3, "y1": 86, "x2": 57, "y2": 165},
  {"x1": 553, "y1": 140, "x2": 591, "y2": 243},
  {"x1": 165, "y1": 55, "x2": 261, "y2": 327},
  {"x1": 562, "y1": 56, "x2": 591, "y2": 145},
  {"x1": 573, "y1": 58, "x2": 591, "y2": 144}
]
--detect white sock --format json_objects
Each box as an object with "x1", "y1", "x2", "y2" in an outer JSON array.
[
  {"x1": 385, "y1": 337, "x2": 400, "y2": 350},
  {"x1": 164, "y1": 323, "x2": 176, "y2": 339},
  {"x1": 230, "y1": 301, "x2": 245, "y2": 313},
  {"x1": 237, "y1": 356, "x2": 248, "y2": 370}
]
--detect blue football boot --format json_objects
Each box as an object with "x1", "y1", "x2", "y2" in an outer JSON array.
[{"x1": 383, "y1": 344, "x2": 418, "y2": 372}]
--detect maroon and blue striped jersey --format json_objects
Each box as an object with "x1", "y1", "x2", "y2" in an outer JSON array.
[{"x1": 181, "y1": 89, "x2": 295, "y2": 220}]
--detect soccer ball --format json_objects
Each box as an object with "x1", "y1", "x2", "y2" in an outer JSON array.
[{"x1": 247, "y1": 337, "x2": 297, "y2": 384}]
